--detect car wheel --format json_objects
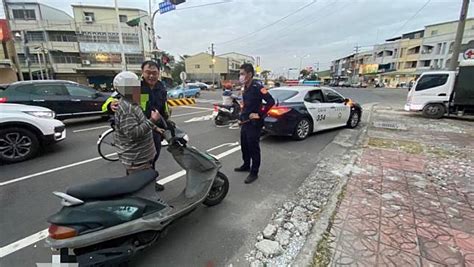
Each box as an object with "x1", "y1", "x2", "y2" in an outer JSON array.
[
  {"x1": 347, "y1": 111, "x2": 361, "y2": 128},
  {"x1": 292, "y1": 118, "x2": 312, "y2": 140},
  {"x1": 422, "y1": 104, "x2": 445, "y2": 119},
  {"x1": 195, "y1": 92, "x2": 201, "y2": 98},
  {"x1": 0, "y1": 127, "x2": 40, "y2": 163},
  {"x1": 178, "y1": 94, "x2": 184, "y2": 99}
]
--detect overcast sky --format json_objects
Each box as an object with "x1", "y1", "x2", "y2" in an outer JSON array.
[{"x1": 1, "y1": 0, "x2": 472, "y2": 76}]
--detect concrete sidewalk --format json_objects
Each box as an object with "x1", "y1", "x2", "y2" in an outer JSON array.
[{"x1": 321, "y1": 107, "x2": 474, "y2": 266}]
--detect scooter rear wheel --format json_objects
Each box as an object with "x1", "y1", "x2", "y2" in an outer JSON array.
[{"x1": 203, "y1": 172, "x2": 229, "y2": 207}]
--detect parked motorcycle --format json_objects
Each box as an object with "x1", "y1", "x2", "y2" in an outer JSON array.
[
  {"x1": 214, "y1": 97, "x2": 241, "y2": 126},
  {"x1": 46, "y1": 120, "x2": 229, "y2": 266}
]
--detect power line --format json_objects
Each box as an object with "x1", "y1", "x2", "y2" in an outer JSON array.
[
  {"x1": 245, "y1": 0, "x2": 344, "y2": 53},
  {"x1": 176, "y1": 0, "x2": 233, "y2": 11},
  {"x1": 223, "y1": 0, "x2": 337, "y2": 49},
  {"x1": 216, "y1": 0, "x2": 318, "y2": 46},
  {"x1": 391, "y1": 0, "x2": 432, "y2": 37}
]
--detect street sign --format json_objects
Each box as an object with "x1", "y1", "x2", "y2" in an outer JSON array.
[
  {"x1": 463, "y1": 48, "x2": 474, "y2": 60},
  {"x1": 159, "y1": 1, "x2": 176, "y2": 14},
  {"x1": 180, "y1": 71, "x2": 187, "y2": 81}
]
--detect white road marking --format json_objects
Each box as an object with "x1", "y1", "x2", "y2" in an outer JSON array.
[
  {"x1": 176, "y1": 106, "x2": 214, "y2": 111},
  {"x1": 72, "y1": 125, "x2": 109, "y2": 133},
  {"x1": 0, "y1": 229, "x2": 48, "y2": 258},
  {"x1": 184, "y1": 115, "x2": 215, "y2": 123},
  {"x1": 0, "y1": 144, "x2": 242, "y2": 258},
  {"x1": 157, "y1": 145, "x2": 241, "y2": 185},
  {"x1": 0, "y1": 153, "x2": 115, "y2": 187},
  {"x1": 206, "y1": 142, "x2": 239, "y2": 152},
  {"x1": 196, "y1": 99, "x2": 219, "y2": 103},
  {"x1": 172, "y1": 110, "x2": 210, "y2": 118}
]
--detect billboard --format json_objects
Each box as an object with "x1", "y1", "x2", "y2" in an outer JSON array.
[
  {"x1": 0, "y1": 19, "x2": 11, "y2": 41},
  {"x1": 359, "y1": 64, "x2": 379, "y2": 75}
]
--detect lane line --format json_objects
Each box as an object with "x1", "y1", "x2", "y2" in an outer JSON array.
[
  {"x1": 0, "y1": 229, "x2": 48, "y2": 258},
  {"x1": 206, "y1": 142, "x2": 239, "y2": 152},
  {"x1": 0, "y1": 144, "x2": 242, "y2": 258},
  {"x1": 171, "y1": 110, "x2": 211, "y2": 118},
  {"x1": 175, "y1": 106, "x2": 214, "y2": 111},
  {"x1": 73, "y1": 125, "x2": 109, "y2": 133},
  {"x1": 0, "y1": 153, "x2": 116, "y2": 187}
]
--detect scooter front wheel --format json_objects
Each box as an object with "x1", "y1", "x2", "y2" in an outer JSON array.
[{"x1": 203, "y1": 172, "x2": 229, "y2": 207}]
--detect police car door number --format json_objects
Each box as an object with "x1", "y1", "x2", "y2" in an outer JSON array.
[
  {"x1": 316, "y1": 114, "x2": 326, "y2": 121},
  {"x1": 315, "y1": 108, "x2": 327, "y2": 121}
]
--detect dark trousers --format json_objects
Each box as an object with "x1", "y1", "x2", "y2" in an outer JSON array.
[
  {"x1": 240, "y1": 123, "x2": 262, "y2": 175},
  {"x1": 152, "y1": 131, "x2": 162, "y2": 169}
]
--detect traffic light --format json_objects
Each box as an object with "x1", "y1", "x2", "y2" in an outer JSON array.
[{"x1": 170, "y1": 0, "x2": 185, "y2": 5}]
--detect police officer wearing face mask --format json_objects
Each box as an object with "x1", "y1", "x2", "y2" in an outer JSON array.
[{"x1": 234, "y1": 63, "x2": 275, "y2": 184}]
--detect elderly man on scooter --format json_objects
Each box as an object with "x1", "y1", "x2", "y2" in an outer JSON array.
[{"x1": 112, "y1": 71, "x2": 164, "y2": 191}]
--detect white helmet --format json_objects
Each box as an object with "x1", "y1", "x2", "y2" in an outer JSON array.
[{"x1": 113, "y1": 71, "x2": 141, "y2": 96}]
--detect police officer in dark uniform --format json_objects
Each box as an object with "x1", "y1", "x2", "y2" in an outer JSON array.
[{"x1": 234, "y1": 63, "x2": 275, "y2": 184}]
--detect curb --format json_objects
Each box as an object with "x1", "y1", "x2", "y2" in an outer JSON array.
[{"x1": 291, "y1": 104, "x2": 376, "y2": 267}]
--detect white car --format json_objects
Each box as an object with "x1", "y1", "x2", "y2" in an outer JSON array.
[
  {"x1": 0, "y1": 104, "x2": 66, "y2": 163},
  {"x1": 264, "y1": 87, "x2": 362, "y2": 140}
]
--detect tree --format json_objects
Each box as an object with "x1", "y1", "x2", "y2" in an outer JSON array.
[
  {"x1": 300, "y1": 69, "x2": 310, "y2": 79},
  {"x1": 261, "y1": 70, "x2": 271, "y2": 82},
  {"x1": 171, "y1": 55, "x2": 189, "y2": 85},
  {"x1": 307, "y1": 73, "x2": 319, "y2": 81}
]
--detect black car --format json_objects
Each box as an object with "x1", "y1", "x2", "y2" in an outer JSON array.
[
  {"x1": 0, "y1": 80, "x2": 111, "y2": 120},
  {"x1": 264, "y1": 87, "x2": 362, "y2": 140}
]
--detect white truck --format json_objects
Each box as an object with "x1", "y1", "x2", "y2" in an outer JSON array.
[{"x1": 405, "y1": 60, "x2": 474, "y2": 119}]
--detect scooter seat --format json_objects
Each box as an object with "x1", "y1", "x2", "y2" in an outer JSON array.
[{"x1": 67, "y1": 169, "x2": 158, "y2": 200}]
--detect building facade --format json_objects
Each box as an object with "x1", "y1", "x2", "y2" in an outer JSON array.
[
  {"x1": 0, "y1": 19, "x2": 18, "y2": 83},
  {"x1": 330, "y1": 18, "x2": 474, "y2": 88},
  {"x1": 5, "y1": 0, "x2": 153, "y2": 87},
  {"x1": 185, "y1": 52, "x2": 256, "y2": 83},
  {"x1": 72, "y1": 4, "x2": 152, "y2": 87}
]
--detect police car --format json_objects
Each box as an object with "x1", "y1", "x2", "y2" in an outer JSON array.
[{"x1": 264, "y1": 87, "x2": 362, "y2": 140}]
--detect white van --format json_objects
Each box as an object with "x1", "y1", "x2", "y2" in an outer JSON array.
[{"x1": 405, "y1": 60, "x2": 474, "y2": 119}]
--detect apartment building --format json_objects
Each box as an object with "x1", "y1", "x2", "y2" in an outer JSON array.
[
  {"x1": 0, "y1": 19, "x2": 18, "y2": 83},
  {"x1": 72, "y1": 4, "x2": 152, "y2": 86},
  {"x1": 6, "y1": 0, "x2": 83, "y2": 82},
  {"x1": 419, "y1": 18, "x2": 474, "y2": 71},
  {"x1": 184, "y1": 52, "x2": 256, "y2": 82},
  {"x1": 330, "y1": 18, "x2": 474, "y2": 87},
  {"x1": 5, "y1": 0, "x2": 153, "y2": 86}
]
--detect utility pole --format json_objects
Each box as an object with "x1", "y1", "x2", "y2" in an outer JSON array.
[
  {"x1": 40, "y1": 43, "x2": 50, "y2": 79},
  {"x1": 211, "y1": 43, "x2": 216, "y2": 88},
  {"x1": 36, "y1": 50, "x2": 44, "y2": 80},
  {"x1": 449, "y1": 0, "x2": 470, "y2": 71},
  {"x1": 2, "y1": 0, "x2": 24, "y2": 80},
  {"x1": 353, "y1": 44, "x2": 361, "y2": 83},
  {"x1": 114, "y1": 0, "x2": 127, "y2": 71}
]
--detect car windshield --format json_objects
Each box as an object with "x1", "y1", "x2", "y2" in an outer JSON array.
[{"x1": 269, "y1": 89, "x2": 298, "y2": 102}]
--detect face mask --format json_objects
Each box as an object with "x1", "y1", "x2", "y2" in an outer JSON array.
[{"x1": 239, "y1": 75, "x2": 246, "y2": 84}]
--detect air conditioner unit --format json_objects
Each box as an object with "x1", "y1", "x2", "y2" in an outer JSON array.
[
  {"x1": 82, "y1": 60, "x2": 91, "y2": 65},
  {"x1": 84, "y1": 16, "x2": 94, "y2": 23}
]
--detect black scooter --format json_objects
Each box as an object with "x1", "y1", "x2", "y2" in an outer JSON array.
[
  {"x1": 214, "y1": 97, "x2": 241, "y2": 126},
  {"x1": 46, "y1": 121, "x2": 229, "y2": 266}
]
